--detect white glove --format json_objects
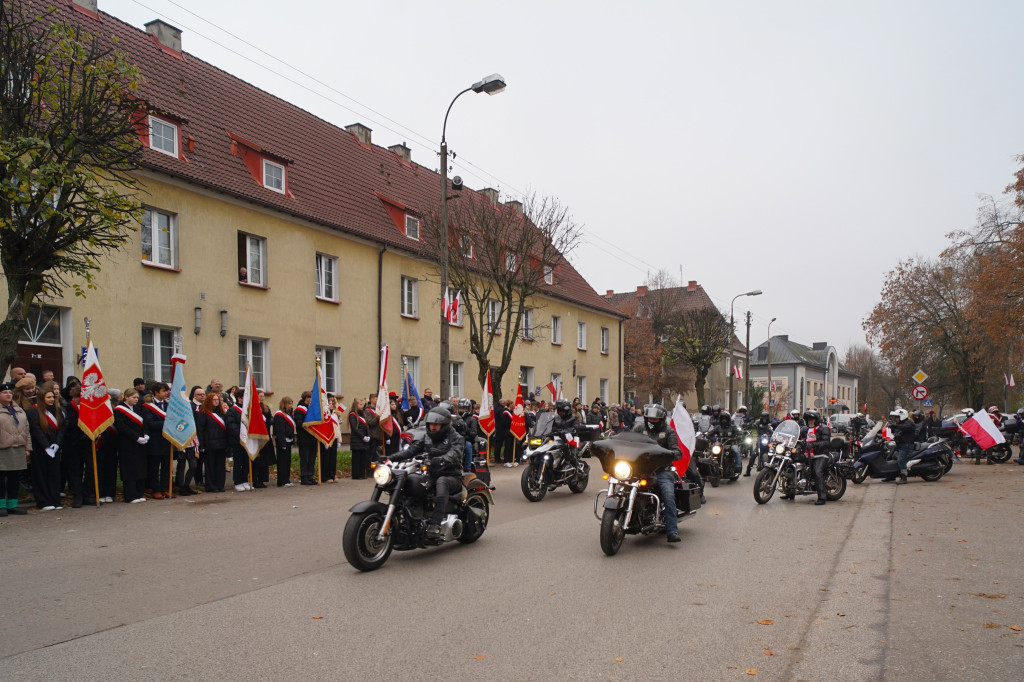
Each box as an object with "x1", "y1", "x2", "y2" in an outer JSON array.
[
  {"x1": 142, "y1": 435, "x2": 151, "y2": 444},
  {"x1": 362, "y1": 436, "x2": 371, "y2": 442},
  {"x1": 137, "y1": 437, "x2": 147, "y2": 444},
  {"x1": 45, "y1": 444, "x2": 59, "y2": 458},
  {"x1": 285, "y1": 437, "x2": 293, "y2": 443}
]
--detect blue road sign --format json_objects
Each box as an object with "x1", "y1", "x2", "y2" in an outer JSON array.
[{"x1": 923, "y1": 398, "x2": 933, "y2": 408}]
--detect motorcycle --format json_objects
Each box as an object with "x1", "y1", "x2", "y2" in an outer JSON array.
[
  {"x1": 342, "y1": 453, "x2": 495, "y2": 572},
  {"x1": 854, "y1": 423, "x2": 953, "y2": 482},
  {"x1": 592, "y1": 432, "x2": 701, "y2": 556},
  {"x1": 753, "y1": 420, "x2": 847, "y2": 504},
  {"x1": 520, "y1": 411, "x2": 593, "y2": 501},
  {"x1": 701, "y1": 435, "x2": 740, "y2": 487}
]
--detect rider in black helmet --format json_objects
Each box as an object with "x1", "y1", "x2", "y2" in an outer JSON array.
[
  {"x1": 457, "y1": 398, "x2": 479, "y2": 471},
  {"x1": 799, "y1": 410, "x2": 832, "y2": 505},
  {"x1": 632, "y1": 404, "x2": 683, "y2": 542},
  {"x1": 394, "y1": 407, "x2": 465, "y2": 538}
]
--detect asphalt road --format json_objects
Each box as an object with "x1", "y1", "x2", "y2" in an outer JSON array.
[{"x1": 2, "y1": 459, "x2": 1022, "y2": 681}]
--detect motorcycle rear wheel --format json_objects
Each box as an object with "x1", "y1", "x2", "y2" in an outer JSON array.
[
  {"x1": 600, "y1": 508, "x2": 626, "y2": 556},
  {"x1": 457, "y1": 494, "x2": 489, "y2": 543},
  {"x1": 343, "y1": 512, "x2": 394, "y2": 572},
  {"x1": 850, "y1": 464, "x2": 869, "y2": 484},
  {"x1": 520, "y1": 463, "x2": 548, "y2": 502},
  {"x1": 988, "y1": 444, "x2": 1012, "y2": 463},
  {"x1": 568, "y1": 462, "x2": 590, "y2": 493},
  {"x1": 753, "y1": 468, "x2": 777, "y2": 504},
  {"x1": 943, "y1": 453, "x2": 954, "y2": 474},
  {"x1": 825, "y1": 470, "x2": 847, "y2": 501}
]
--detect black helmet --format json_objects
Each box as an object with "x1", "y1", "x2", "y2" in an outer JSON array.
[
  {"x1": 425, "y1": 407, "x2": 451, "y2": 441},
  {"x1": 643, "y1": 403, "x2": 668, "y2": 429},
  {"x1": 711, "y1": 404, "x2": 722, "y2": 413},
  {"x1": 803, "y1": 410, "x2": 819, "y2": 423},
  {"x1": 759, "y1": 413, "x2": 770, "y2": 424},
  {"x1": 719, "y1": 413, "x2": 731, "y2": 427},
  {"x1": 700, "y1": 404, "x2": 711, "y2": 415},
  {"x1": 437, "y1": 400, "x2": 455, "y2": 414},
  {"x1": 555, "y1": 398, "x2": 571, "y2": 416},
  {"x1": 457, "y1": 398, "x2": 472, "y2": 412},
  {"x1": 910, "y1": 409, "x2": 923, "y2": 422}
]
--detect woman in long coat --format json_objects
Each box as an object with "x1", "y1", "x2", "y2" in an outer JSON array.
[
  {"x1": 27, "y1": 384, "x2": 65, "y2": 510},
  {"x1": 114, "y1": 389, "x2": 147, "y2": 504}
]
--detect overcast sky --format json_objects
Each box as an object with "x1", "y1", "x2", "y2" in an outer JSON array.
[{"x1": 104, "y1": 0, "x2": 1024, "y2": 355}]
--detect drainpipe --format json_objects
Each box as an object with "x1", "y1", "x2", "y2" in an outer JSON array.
[
  {"x1": 617, "y1": 319, "x2": 622, "y2": 403},
  {"x1": 377, "y1": 246, "x2": 386, "y2": 352}
]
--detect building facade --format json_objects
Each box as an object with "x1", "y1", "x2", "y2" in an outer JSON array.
[
  {"x1": 748, "y1": 336, "x2": 859, "y2": 417},
  {"x1": 5, "y1": 0, "x2": 624, "y2": 420}
]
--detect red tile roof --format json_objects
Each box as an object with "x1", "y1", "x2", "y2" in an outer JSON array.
[{"x1": 44, "y1": 0, "x2": 621, "y2": 318}]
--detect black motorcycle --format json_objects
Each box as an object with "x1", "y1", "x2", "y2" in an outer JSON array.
[
  {"x1": 342, "y1": 455, "x2": 495, "y2": 571},
  {"x1": 593, "y1": 432, "x2": 701, "y2": 556},
  {"x1": 519, "y1": 412, "x2": 593, "y2": 501},
  {"x1": 700, "y1": 435, "x2": 740, "y2": 487},
  {"x1": 753, "y1": 420, "x2": 847, "y2": 504}
]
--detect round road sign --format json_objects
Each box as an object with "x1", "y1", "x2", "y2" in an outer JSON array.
[{"x1": 911, "y1": 385, "x2": 929, "y2": 401}]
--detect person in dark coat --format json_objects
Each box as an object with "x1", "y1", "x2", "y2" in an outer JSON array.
[
  {"x1": 321, "y1": 394, "x2": 342, "y2": 482},
  {"x1": 253, "y1": 391, "x2": 273, "y2": 488},
  {"x1": 114, "y1": 389, "x2": 147, "y2": 503},
  {"x1": 225, "y1": 388, "x2": 248, "y2": 491},
  {"x1": 348, "y1": 398, "x2": 371, "y2": 479},
  {"x1": 196, "y1": 392, "x2": 228, "y2": 492},
  {"x1": 293, "y1": 391, "x2": 316, "y2": 485},
  {"x1": 62, "y1": 386, "x2": 95, "y2": 507},
  {"x1": 272, "y1": 397, "x2": 295, "y2": 487},
  {"x1": 189, "y1": 386, "x2": 206, "y2": 487},
  {"x1": 141, "y1": 382, "x2": 171, "y2": 498},
  {"x1": 27, "y1": 383, "x2": 65, "y2": 510}
]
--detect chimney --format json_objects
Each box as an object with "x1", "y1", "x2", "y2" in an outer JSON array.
[
  {"x1": 72, "y1": 0, "x2": 98, "y2": 12},
  {"x1": 605, "y1": 289, "x2": 615, "y2": 297},
  {"x1": 812, "y1": 342, "x2": 827, "y2": 351},
  {"x1": 636, "y1": 285, "x2": 648, "y2": 296},
  {"x1": 687, "y1": 280, "x2": 697, "y2": 291},
  {"x1": 145, "y1": 19, "x2": 182, "y2": 52},
  {"x1": 504, "y1": 199, "x2": 524, "y2": 214},
  {"x1": 388, "y1": 142, "x2": 411, "y2": 162},
  {"x1": 480, "y1": 187, "x2": 499, "y2": 204},
  {"x1": 345, "y1": 123, "x2": 372, "y2": 146},
  {"x1": 779, "y1": 335, "x2": 788, "y2": 342}
]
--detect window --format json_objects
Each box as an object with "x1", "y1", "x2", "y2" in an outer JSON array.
[
  {"x1": 149, "y1": 116, "x2": 177, "y2": 157},
  {"x1": 577, "y1": 321, "x2": 587, "y2": 350},
  {"x1": 576, "y1": 376, "x2": 587, "y2": 402},
  {"x1": 600, "y1": 379, "x2": 609, "y2": 404},
  {"x1": 401, "y1": 276, "x2": 418, "y2": 317},
  {"x1": 19, "y1": 305, "x2": 62, "y2": 345},
  {"x1": 316, "y1": 346, "x2": 340, "y2": 394},
  {"x1": 405, "y1": 215, "x2": 420, "y2": 241},
  {"x1": 460, "y1": 235, "x2": 474, "y2": 258},
  {"x1": 142, "y1": 325, "x2": 177, "y2": 382},
  {"x1": 238, "y1": 337, "x2": 269, "y2": 389},
  {"x1": 543, "y1": 265, "x2": 554, "y2": 285},
  {"x1": 237, "y1": 232, "x2": 267, "y2": 286},
  {"x1": 725, "y1": 357, "x2": 731, "y2": 374},
  {"x1": 402, "y1": 355, "x2": 420, "y2": 389},
  {"x1": 315, "y1": 253, "x2": 338, "y2": 301},
  {"x1": 449, "y1": 362, "x2": 463, "y2": 400},
  {"x1": 600, "y1": 327, "x2": 610, "y2": 354},
  {"x1": 262, "y1": 159, "x2": 285, "y2": 193},
  {"x1": 519, "y1": 366, "x2": 534, "y2": 392},
  {"x1": 551, "y1": 315, "x2": 562, "y2": 345},
  {"x1": 520, "y1": 309, "x2": 534, "y2": 340},
  {"x1": 487, "y1": 299, "x2": 502, "y2": 333},
  {"x1": 505, "y1": 253, "x2": 518, "y2": 272},
  {"x1": 141, "y1": 208, "x2": 177, "y2": 268}
]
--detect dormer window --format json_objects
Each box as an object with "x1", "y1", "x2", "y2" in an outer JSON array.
[
  {"x1": 543, "y1": 265, "x2": 554, "y2": 285},
  {"x1": 149, "y1": 115, "x2": 178, "y2": 157},
  {"x1": 263, "y1": 160, "x2": 285, "y2": 194},
  {"x1": 460, "y1": 235, "x2": 474, "y2": 258},
  {"x1": 405, "y1": 215, "x2": 420, "y2": 241}
]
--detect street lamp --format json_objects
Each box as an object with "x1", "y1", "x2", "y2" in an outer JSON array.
[
  {"x1": 767, "y1": 317, "x2": 777, "y2": 417},
  {"x1": 729, "y1": 290, "x2": 761, "y2": 411},
  {"x1": 439, "y1": 74, "x2": 506, "y2": 400}
]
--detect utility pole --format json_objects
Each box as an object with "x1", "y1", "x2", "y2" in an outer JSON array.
[{"x1": 744, "y1": 310, "x2": 752, "y2": 406}]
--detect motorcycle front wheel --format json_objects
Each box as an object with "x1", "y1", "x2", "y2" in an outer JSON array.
[
  {"x1": 851, "y1": 463, "x2": 869, "y2": 484},
  {"x1": 568, "y1": 461, "x2": 590, "y2": 493},
  {"x1": 457, "y1": 494, "x2": 489, "y2": 543},
  {"x1": 520, "y1": 462, "x2": 548, "y2": 502},
  {"x1": 943, "y1": 452, "x2": 954, "y2": 474},
  {"x1": 753, "y1": 468, "x2": 777, "y2": 504},
  {"x1": 600, "y1": 507, "x2": 626, "y2": 556},
  {"x1": 987, "y1": 444, "x2": 1012, "y2": 463},
  {"x1": 343, "y1": 512, "x2": 394, "y2": 572},
  {"x1": 825, "y1": 470, "x2": 847, "y2": 501}
]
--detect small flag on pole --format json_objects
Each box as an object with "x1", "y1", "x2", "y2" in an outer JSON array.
[
  {"x1": 478, "y1": 370, "x2": 495, "y2": 435},
  {"x1": 732, "y1": 366, "x2": 743, "y2": 380},
  {"x1": 959, "y1": 412, "x2": 1006, "y2": 451},
  {"x1": 239, "y1": 366, "x2": 269, "y2": 459},
  {"x1": 670, "y1": 396, "x2": 696, "y2": 474},
  {"x1": 78, "y1": 339, "x2": 114, "y2": 440},
  {"x1": 510, "y1": 383, "x2": 527, "y2": 441},
  {"x1": 400, "y1": 369, "x2": 421, "y2": 411},
  {"x1": 374, "y1": 345, "x2": 394, "y2": 436},
  {"x1": 162, "y1": 354, "x2": 197, "y2": 450}
]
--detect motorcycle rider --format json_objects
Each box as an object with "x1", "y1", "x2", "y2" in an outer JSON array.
[
  {"x1": 746, "y1": 412, "x2": 773, "y2": 476},
  {"x1": 631, "y1": 404, "x2": 682, "y2": 543},
  {"x1": 889, "y1": 408, "x2": 917, "y2": 484},
  {"x1": 735, "y1": 405, "x2": 750, "y2": 427},
  {"x1": 697, "y1": 405, "x2": 713, "y2": 433},
  {"x1": 707, "y1": 411, "x2": 742, "y2": 473},
  {"x1": 1014, "y1": 408, "x2": 1024, "y2": 465},
  {"x1": 392, "y1": 408, "x2": 465, "y2": 539},
  {"x1": 850, "y1": 412, "x2": 868, "y2": 439},
  {"x1": 910, "y1": 410, "x2": 928, "y2": 443},
  {"x1": 787, "y1": 409, "x2": 806, "y2": 428},
  {"x1": 552, "y1": 398, "x2": 579, "y2": 434},
  {"x1": 457, "y1": 398, "x2": 479, "y2": 471},
  {"x1": 799, "y1": 410, "x2": 832, "y2": 505}
]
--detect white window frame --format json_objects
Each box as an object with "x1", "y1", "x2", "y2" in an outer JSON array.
[
  {"x1": 460, "y1": 235, "x2": 474, "y2": 258},
  {"x1": 141, "y1": 324, "x2": 178, "y2": 382},
  {"x1": 262, "y1": 159, "x2": 285, "y2": 194},
  {"x1": 239, "y1": 336, "x2": 270, "y2": 390},
  {"x1": 316, "y1": 346, "x2": 340, "y2": 394},
  {"x1": 600, "y1": 379, "x2": 609, "y2": 404},
  {"x1": 149, "y1": 115, "x2": 178, "y2": 157},
  {"x1": 449, "y1": 361, "x2": 463, "y2": 400},
  {"x1": 487, "y1": 299, "x2": 502, "y2": 334},
  {"x1": 402, "y1": 355, "x2": 420, "y2": 389},
  {"x1": 543, "y1": 265, "x2": 554, "y2": 285},
  {"x1": 577, "y1": 321, "x2": 587, "y2": 350},
  {"x1": 520, "y1": 309, "x2": 534, "y2": 340},
  {"x1": 505, "y1": 253, "x2": 518, "y2": 272},
  {"x1": 141, "y1": 207, "x2": 178, "y2": 268},
  {"x1": 576, "y1": 376, "x2": 587, "y2": 403},
  {"x1": 519, "y1": 366, "x2": 535, "y2": 392},
  {"x1": 315, "y1": 253, "x2": 338, "y2": 301},
  {"x1": 551, "y1": 315, "x2": 562, "y2": 345},
  {"x1": 405, "y1": 214, "x2": 420, "y2": 241},
  {"x1": 401, "y1": 276, "x2": 418, "y2": 317},
  {"x1": 241, "y1": 233, "x2": 268, "y2": 286},
  {"x1": 600, "y1": 327, "x2": 610, "y2": 354}
]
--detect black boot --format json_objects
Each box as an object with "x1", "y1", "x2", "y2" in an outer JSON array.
[
  {"x1": 896, "y1": 471, "x2": 908, "y2": 485},
  {"x1": 815, "y1": 498, "x2": 826, "y2": 506}
]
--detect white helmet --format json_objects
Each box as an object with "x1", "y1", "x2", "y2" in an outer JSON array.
[
  {"x1": 738, "y1": 405, "x2": 748, "y2": 413},
  {"x1": 889, "y1": 408, "x2": 908, "y2": 422},
  {"x1": 855, "y1": 412, "x2": 864, "y2": 419},
  {"x1": 961, "y1": 408, "x2": 975, "y2": 417},
  {"x1": 988, "y1": 405, "x2": 1000, "y2": 413}
]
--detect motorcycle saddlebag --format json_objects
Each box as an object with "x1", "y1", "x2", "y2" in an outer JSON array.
[
  {"x1": 577, "y1": 425, "x2": 602, "y2": 443},
  {"x1": 471, "y1": 457, "x2": 491, "y2": 485},
  {"x1": 674, "y1": 482, "x2": 701, "y2": 514}
]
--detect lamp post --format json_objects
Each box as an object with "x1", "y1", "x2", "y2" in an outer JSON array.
[
  {"x1": 728, "y1": 290, "x2": 761, "y2": 411},
  {"x1": 767, "y1": 317, "x2": 777, "y2": 417},
  {"x1": 439, "y1": 73, "x2": 506, "y2": 400}
]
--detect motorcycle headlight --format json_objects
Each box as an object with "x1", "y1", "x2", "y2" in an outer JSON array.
[
  {"x1": 613, "y1": 461, "x2": 632, "y2": 479},
  {"x1": 712, "y1": 444, "x2": 722, "y2": 455},
  {"x1": 745, "y1": 437, "x2": 753, "y2": 445},
  {"x1": 775, "y1": 444, "x2": 785, "y2": 455},
  {"x1": 373, "y1": 465, "x2": 393, "y2": 486},
  {"x1": 529, "y1": 438, "x2": 542, "y2": 446},
  {"x1": 761, "y1": 437, "x2": 769, "y2": 445}
]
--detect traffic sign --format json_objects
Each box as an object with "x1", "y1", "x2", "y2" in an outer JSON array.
[
  {"x1": 912, "y1": 369, "x2": 928, "y2": 384},
  {"x1": 911, "y1": 385, "x2": 929, "y2": 401},
  {"x1": 922, "y1": 398, "x2": 934, "y2": 408}
]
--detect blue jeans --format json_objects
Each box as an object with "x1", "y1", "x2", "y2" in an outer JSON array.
[
  {"x1": 656, "y1": 470, "x2": 679, "y2": 535},
  {"x1": 896, "y1": 442, "x2": 914, "y2": 473},
  {"x1": 464, "y1": 440, "x2": 474, "y2": 471},
  {"x1": 731, "y1": 445, "x2": 742, "y2": 470}
]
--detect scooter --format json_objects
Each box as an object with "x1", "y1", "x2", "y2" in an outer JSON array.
[{"x1": 854, "y1": 423, "x2": 952, "y2": 482}]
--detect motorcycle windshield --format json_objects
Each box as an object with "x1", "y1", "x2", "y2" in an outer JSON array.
[
  {"x1": 860, "y1": 421, "x2": 882, "y2": 446},
  {"x1": 533, "y1": 411, "x2": 556, "y2": 438},
  {"x1": 771, "y1": 420, "x2": 800, "y2": 447},
  {"x1": 591, "y1": 431, "x2": 677, "y2": 476}
]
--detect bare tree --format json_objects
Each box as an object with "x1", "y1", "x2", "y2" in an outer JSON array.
[
  {"x1": 0, "y1": 0, "x2": 144, "y2": 375},
  {"x1": 424, "y1": 193, "x2": 581, "y2": 400},
  {"x1": 662, "y1": 306, "x2": 731, "y2": 406}
]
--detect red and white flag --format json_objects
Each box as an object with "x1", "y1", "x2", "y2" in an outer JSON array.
[
  {"x1": 545, "y1": 379, "x2": 558, "y2": 400},
  {"x1": 239, "y1": 366, "x2": 269, "y2": 459},
  {"x1": 1005, "y1": 374, "x2": 1016, "y2": 388},
  {"x1": 374, "y1": 345, "x2": 394, "y2": 436},
  {"x1": 442, "y1": 288, "x2": 461, "y2": 323},
  {"x1": 78, "y1": 340, "x2": 114, "y2": 440},
  {"x1": 478, "y1": 370, "x2": 495, "y2": 435},
  {"x1": 882, "y1": 426, "x2": 893, "y2": 441},
  {"x1": 732, "y1": 366, "x2": 743, "y2": 380},
  {"x1": 670, "y1": 397, "x2": 696, "y2": 474},
  {"x1": 510, "y1": 383, "x2": 527, "y2": 441},
  {"x1": 959, "y1": 412, "x2": 1005, "y2": 451}
]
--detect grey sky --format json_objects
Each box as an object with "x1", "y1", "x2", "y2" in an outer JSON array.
[{"x1": 104, "y1": 0, "x2": 1024, "y2": 355}]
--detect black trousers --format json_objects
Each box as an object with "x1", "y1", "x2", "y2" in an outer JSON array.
[
  {"x1": 429, "y1": 475, "x2": 462, "y2": 525},
  {"x1": 232, "y1": 446, "x2": 250, "y2": 485},
  {"x1": 66, "y1": 445, "x2": 96, "y2": 501},
  {"x1": 685, "y1": 457, "x2": 704, "y2": 493},
  {"x1": 812, "y1": 456, "x2": 830, "y2": 501},
  {"x1": 275, "y1": 445, "x2": 292, "y2": 486},
  {"x1": 195, "y1": 450, "x2": 205, "y2": 485},
  {"x1": 147, "y1": 448, "x2": 171, "y2": 494},
  {"x1": 298, "y1": 441, "x2": 316, "y2": 483},
  {"x1": 175, "y1": 448, "x2": 197, "y2": 490},
  {"x1": 30, "y1": 449, "x2": 62, "y2": 508},
  {"x1": 350, "y1": 448, "x2": 371, "y2": 479},
  {"x1": 1, "y1": 469, "x2": 23, "y2": 502},
  {"x1": 205, "y1": 448, "x2": 227, "y2": 491},
  {"x1": 321, "y1": 443, "x2": 338, "y2": 481}
]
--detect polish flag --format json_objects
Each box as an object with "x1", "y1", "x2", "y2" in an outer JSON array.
[
  {"x1": 478, "y1": 370, "x2": 495, "y2": 435},
  {"x1": 449, "y1": 290, "x2": 460, "y2": 323},
  {"x1": 510, "y1": 384, "x2": 527, "y2": 441},
  {"x1": 374, "y1": 345, "x2": 394, "y2": 436},
  {"x1": 669, "y1": 397, "x2": 696, "y2": 474},
  {"x1": 545, "y1": 380, "x2": 558, "y2": 400},
  {"x1": 78, "y1": 339, "x2": 114, "y2": 440},
  {"x1": 732, "y1": 366, "x2": 743, "y2": 380},
  {"x1": 442, "y1": 287, "x2": 451, "y2": 321},
  {"x1": 1006, "y1": 374, "x2": 1016, "y2": 388},
  {"x1": 959, "y1": 412, "x2": 1006, "y2": 451},
  {"x1": 882, "y1": 426, "x2": 893, "y2": 441},
  {"x1": 239, "y1": 366, "x2": 269, "y2": 458}
]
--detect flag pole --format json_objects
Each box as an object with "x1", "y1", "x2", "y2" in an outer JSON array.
[
  {"x1": 315, "y1": 353, "x2": 323, "y2": 484},
  {"x1": 168, "y1": 444, "x2": 175, "y2": 498},
  {"x1": 84, "y1": 319, "x2": 102, "y2": 508},
  {"x1": 316, "y1": 442, "x2": 322, "y2": 485}
]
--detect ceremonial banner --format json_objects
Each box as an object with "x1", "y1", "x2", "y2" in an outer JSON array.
[
  {"x1": 239, "y1": 366, "x2": 269, "y2": 458},
  {"x1": 510, "y1": 383, "x2": 527, "y2": 441},
  {"x1": 304, "y1": 364, "x2": 336, "y2": 447},
  {"x1": 478, "y1": 369, "x2": 495, "y2": 436},
  {"x1": 670, "y1": 397, "x2": 696, "y2": 473},
  {"x1": 162, "y1": 354, "x2": 198, "y2": 449},
  {"x1": 78, "y1": 340, "x2": 114, "y2": 440},
  {"x1": 374, "y1": 345, "x2": 394, "y2": 436}
]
